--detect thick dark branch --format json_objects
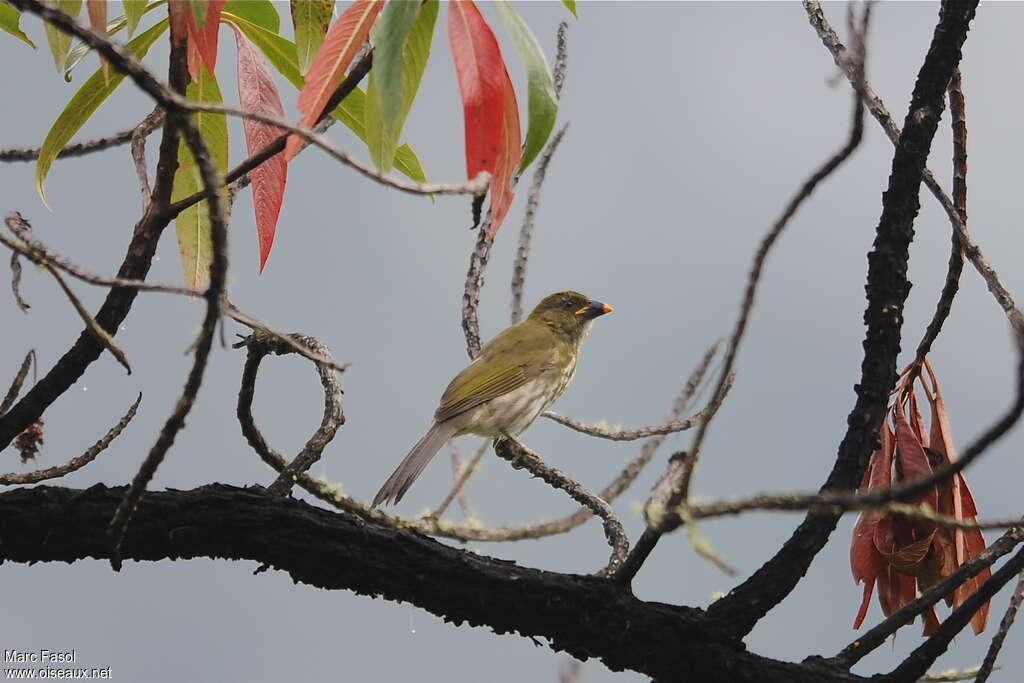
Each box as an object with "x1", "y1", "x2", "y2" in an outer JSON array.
[
  {"x1": 707, "y1": 0, "x2": 978, "y2": 638},
  {"x1": 0, "y1": 484, "x2": 870, "y2": 683}
]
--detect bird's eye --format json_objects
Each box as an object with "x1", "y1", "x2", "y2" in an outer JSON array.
[{"x1": 563, "y1": 300, "x2": 574, "y2": 310}]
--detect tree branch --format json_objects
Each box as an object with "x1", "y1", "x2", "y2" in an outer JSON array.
[
  {"x1": 707, "y1": 0, "x2": 979, "y2": 638},
  {"x1": 0, "y1": 483, "x2": 871, "y2": 683}
]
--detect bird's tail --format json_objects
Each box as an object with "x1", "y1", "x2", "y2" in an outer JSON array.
[{"x1": 372, "y1": 422, "x2": 457, "y2": 507}]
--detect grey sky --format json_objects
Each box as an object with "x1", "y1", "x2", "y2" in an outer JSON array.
[{"x1": 2, "y1": 2, "x2": 1022, "y2": 681}]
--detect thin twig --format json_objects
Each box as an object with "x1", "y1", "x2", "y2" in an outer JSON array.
[
  {"x1": 510, "y1": 124, "x2": 568, "y2": 325},
  {"x1": 1, "y1": 215, "x2": 200, "y2": 296},
  {"x1": 131, "y1": 108, "x2": 165, "y2": 210},
  {"x1": 804, "y1": 0, "x2": 1024, "y2": 337},
  {"x1": 833, "y1": 527, "x2": 1024, "y2": 667},
  {"x1": 181, "y1": 101, "x2": 490, "y2": 198},
  {"x1": 541, "y1": 407, "x2": 704, "y2": 441},
  {"x1": 918, "y1": 668, "x2": 983, "y2": 682},
  {"x1": 430, "y1": 440, "x2": 486, "y2": 520},
  {"x1": 686, "y1": 494, "x2": 1024, "y2": 532},
  {"x1": 0, "y1": 393, "x2": 141, "y2": 485},
  {"x1": 462, "y1": 220, "x2": 493, "y2": 359},
  {"x1": 44, "y1": 262, "x2": 132, "y2": 374},
  {"x1": 974, "y1": 570, "x2": 1024, "y2": 683},
  {"x1": 0, "y1": 127, "x2": 135, "y2": 162},
  {"x1": 493, "y1": 437, "x2": 628, "y2": 576},
  {"x1": 553, "y1": 22, "x2": 569, "y2": 99},
  {"x1": 913, "y1": 68, "x2": 967, "y2": 376},
  {"x1": 677, "y1": 6, "x2": 869, "y2": 507},
  {"x1": 9, "y1": 245, "x2": 28, "y2": 312},
  {"x1": 1, "y1": 352, "x2": 34, "y2": 416}
]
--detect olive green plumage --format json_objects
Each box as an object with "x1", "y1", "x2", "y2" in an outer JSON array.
[{"x1": 372, "y1": 291, "x2": 613, "y2": 507}]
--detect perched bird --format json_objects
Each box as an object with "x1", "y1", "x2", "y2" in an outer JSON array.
[{"x1": 372, "y1": 291, "x2": 613, "y2": 507}]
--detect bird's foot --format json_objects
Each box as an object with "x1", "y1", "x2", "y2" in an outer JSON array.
[{"x1": 495, "y1": 435, "x2": 538, "y2": 469}]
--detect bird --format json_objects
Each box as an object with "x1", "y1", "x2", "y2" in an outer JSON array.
[{"x1": 372, "y1": 291, "x2": 613, "y2": 507}]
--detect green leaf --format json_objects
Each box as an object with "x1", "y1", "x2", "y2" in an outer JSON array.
[
  {"x1": 0, "y1": 3, "x2": 36, "y2": 48},
  {"x1": 36, "y1": 19, "x2": 168, "y2": 207},
  {"x1": 225, "y1": 0, "x2": 279, "y2": 32},
  {"x1": 170, "y1": 63, "x2": 229, "y2": 290},
  {"x1": 365, "y1": 0, "x2": 435, "y2": 172},
  {"x1": 223, "y1": 10, "x2": 428, "y2": 184},
  {"x1": 64, "y1": 0, "x2": 165, "y2": 79},
  {"x1": 123, "y1": 0, "x2": 148, "y2": 36},
  {"x1": 494, "y1": 0, "x2": 557, "y2": 172},
  {"x1": 43, "y1": 0, "x2": 82, "y2": 72},
  {"x1": 394, "y1": 143, "x2": 426, "y2": 184},
  {"x1": 560, "y1": 0, "x2": 577, "y2": 18},
  {"x1": 290, "y1": 0, "x2": 333, "y2": 76}
]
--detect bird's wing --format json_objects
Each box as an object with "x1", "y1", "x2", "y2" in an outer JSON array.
[{"x1": 434, "y1": 361, "x2": 527, "y2": 423}]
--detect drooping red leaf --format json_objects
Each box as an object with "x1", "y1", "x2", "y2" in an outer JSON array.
[
  {"x1": 908, "y1": 390, "x2": 929, "y2": 447},
  {"x1": 232, "y1": 25, "x2": 288, "y2": 272},
  {"x1": 893, "y1": 400, "x2": 938, "y2": 513},
  {"x1": 853, "y1": 576, "x2": 875, "y2": 629},
  {"x1": 286, "y1": 0, "x2": 383, "y2": 160},
  {"x1": 449, "y1": 0, "x2": 505, "y2": 179},
  {"x1": 488, "y1": 65, "x2": 521, "y2": 237},
  {"x1": 877, "y1": 565, "x2": 901, "y2": 617},
  {"x1": 185, "y1": 0, "x2": 225, "y2": 80},
  {"x1": 851, "y1": 424, "x2": 892, "y2": 585}
]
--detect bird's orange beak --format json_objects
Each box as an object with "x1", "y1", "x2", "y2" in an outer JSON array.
[{"x1": 575, "y1": 300, "x2": 613, "y2": 318}]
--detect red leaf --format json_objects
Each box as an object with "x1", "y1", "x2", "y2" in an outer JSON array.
[
  {"x1": 185, "y1": 0, "x2": 225, "y2": 80},
  {"x1": 851, "y1": 424, "x2": 892, "y2": 584},
  {"x1": 232, "y1": 25, "x2": 288, "y2": 272},
  {"x1": 908, "y1": 390, "x2": 929, "y2": 447},
  {"x1": 449, "y1": 0, "x2": 506, "y2": 179},
  {"x1": 893, "y1": 400, "x2": 938, "y2": 513},
  {"x1": 488, "y1": 66, "x2": 521, "y2": 237},
  {"x1": 853, "y1": 576, "x2": 875, "y2": 629},
  {"x1": 87, "y1": 1, "x2": 106, "y2": 35},
  {"x1": 877, "y1": 565, "x2": 901, "y2": 617},
  {"x1": 286, "y1": 0, "x2": 383, "y2": 160}
]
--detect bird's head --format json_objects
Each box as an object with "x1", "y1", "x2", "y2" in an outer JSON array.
[{"x1": 528, "y1": 291, "x2": 613, "y2": 342}]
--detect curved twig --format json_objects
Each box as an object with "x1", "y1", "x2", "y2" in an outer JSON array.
[
  {"x1": 235, "y1": 332, "x2": 345, "y2": 497},
  {"x1": 0, "y1": 393, "x2": 141, "y2": 485},
  {"x1": 131, "y1": 108, "x2": 165, "y2": 210}
]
